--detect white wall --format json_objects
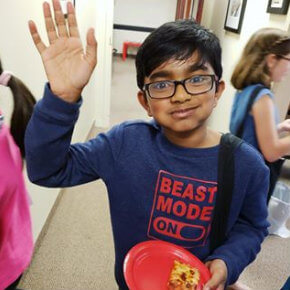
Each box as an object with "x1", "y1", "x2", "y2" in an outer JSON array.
[
  {"x1": 92, "y1": 0, "x2": 114, "y2": 127},
  {"x1": 201, "y1": 0, "x2": 290, "y2": 132},
  {"x1": 0, "y1": 0, "x2": 112, "y2": 240},
  {"x1": 0, "y1": 0, "x2": 59, "y2": 241},
  {"x1": 113, "y1": 0, "x2": 177, "y2": 53}
]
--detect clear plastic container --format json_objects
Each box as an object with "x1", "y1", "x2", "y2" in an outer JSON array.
[{"x1": 267, "y1": 181, "x2": 290, "y2": 238}]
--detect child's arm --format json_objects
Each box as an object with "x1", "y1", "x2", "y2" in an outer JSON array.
[
  {"x1": 25, "y1": 85, "x2": 120, "y2": 187},
  {"x1": 253, "y1": 95, "x2": 290, "y2": 161},
  {"x1": 277, "y1": 119, "x2": 290, "y2": 134},
  {"x1": 25, "y1": 0, "x2": 108, "y2": 187},
  {"x1": 28, "y1": 0, "x2": 97, "y2": 104},
  {"x1": 205, "y1": 148, "x2": 269, "y2": 287}
]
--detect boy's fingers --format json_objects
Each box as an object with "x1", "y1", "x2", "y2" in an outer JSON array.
[
  {"x1": 28, "y1": 20, "x2": 47, "y2": 54},
  {"x1": 205, "y1": 286, "x2": 223, "y2": 290},
  {"x1": 43, "y1": 1, "x2": 58, "y2": 43},
  {"x1": 52, "y1": 0, "x2": 68, "y2": 38},
  {"x1": 86, "y1": 28, "x2": 97, "y2": 67},
  {"x1": 203, "y1": 272, "x2": 226, "y2": 290},
  {"x1": 67, "y1": 2, "x2": 80, "y2": 38}
]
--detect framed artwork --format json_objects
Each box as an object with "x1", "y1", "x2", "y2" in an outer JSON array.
[
  {"x1": 224, "y1": 0, "x2": 247, "y2": 34},
  {"x1": 267, "y1": 0, "x2": 290, "y2": 14}
]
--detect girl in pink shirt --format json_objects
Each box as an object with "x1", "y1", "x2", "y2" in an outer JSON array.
[{"x1": 0, "y1": 59, "x2": 35, "y2": 290}]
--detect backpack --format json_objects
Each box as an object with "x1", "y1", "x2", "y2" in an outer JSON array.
[
  {"x1": 234, "y1": 85, "x2": 285, "y2": 203},
  {"x1": 235, "y1": 85, "x2": 266, "y2": 138},
  {"x1": 210, "y1": 132, "x2": 243, "y2": 252}
]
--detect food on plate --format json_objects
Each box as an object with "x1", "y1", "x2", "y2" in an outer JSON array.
[{"x1": 167, "y1": 260, "x2": 200, "y2": 290}]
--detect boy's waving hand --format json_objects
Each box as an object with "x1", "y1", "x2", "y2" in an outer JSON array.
[{"x1": 28, "y1": 0, "x2": 97, "y2": 103}]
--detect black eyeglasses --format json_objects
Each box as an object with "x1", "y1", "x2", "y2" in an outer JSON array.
[{"x1": 143, "y1": 74, "x2": 217, "y2": 99}]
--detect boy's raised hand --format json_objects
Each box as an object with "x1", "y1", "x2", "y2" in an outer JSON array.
[{"x1": 28, "y1": 0, "x2": 97, "y2": 103}]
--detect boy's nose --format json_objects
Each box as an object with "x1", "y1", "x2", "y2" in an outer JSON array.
[{"x1": 170, "y1": 83, "x2": 192, "y2": 103}]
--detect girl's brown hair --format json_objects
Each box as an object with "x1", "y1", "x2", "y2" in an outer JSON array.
[
  {"x1": 231, "y1": 27, "x2": 290, "y2": 90},
  {"x1": 0, "y1": 59, "x2": 36, "y2": 158}
]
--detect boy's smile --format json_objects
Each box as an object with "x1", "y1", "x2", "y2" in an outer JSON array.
[
  {"x1": 138, "y1": 51, "x2": 225, "y2": 148},
  {"x1": 170, "y1": 106, "x2": 198, "y2": 119}
]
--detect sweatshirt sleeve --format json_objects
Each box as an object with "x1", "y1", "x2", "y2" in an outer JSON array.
[
  {"x1": 25, "y1": 84, "x2": 121, "y2": 187},
  {"x1": 205, "y1": 148, "x2": 269, "y2": 285}
]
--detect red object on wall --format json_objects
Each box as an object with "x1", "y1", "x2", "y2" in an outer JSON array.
[{"x1": 122, "y1": 42, "x2": 142, "y2": 61}]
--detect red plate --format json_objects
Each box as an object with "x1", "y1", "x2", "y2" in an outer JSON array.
[{"x1": 123, "y1": 240, "x2": 211, "y2": 290}]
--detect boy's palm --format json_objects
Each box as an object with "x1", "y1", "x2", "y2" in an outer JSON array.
[
  {"x1": 41, "y1": 37, "x2": 93, "y2": 100},
  {"x1": 28, "y1": 0, "x2": 97, "y2": 103}
]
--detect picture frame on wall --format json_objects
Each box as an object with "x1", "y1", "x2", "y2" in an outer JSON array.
[
  {"x1": 267, "y1": 0, "x2": 290, "y2": 14},
  {"x1": 224, "y1": 0, "x2": 247, "y2": 34}
]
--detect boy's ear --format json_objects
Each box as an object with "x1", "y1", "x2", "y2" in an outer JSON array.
[
  {"x1": 137, "y1": 90, "x2": 153, "y2": 116},
  {"x1": 213, "y1": 80, "x2": 225, "y2": 107}
]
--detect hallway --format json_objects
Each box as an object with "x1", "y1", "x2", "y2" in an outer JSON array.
[{"x1": 19, "y1": 55, "x2": 290, "y2": 290}]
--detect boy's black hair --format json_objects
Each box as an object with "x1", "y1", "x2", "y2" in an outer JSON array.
[{"x1": 136, "y1": 19, "x2": 223, "y2": 90}]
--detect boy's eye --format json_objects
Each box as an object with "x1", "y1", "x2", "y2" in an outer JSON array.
[
  {"x1": 150, "y1": 81, "x2": 172, "y2": 90},
  {"x1": 188, "y1": 76, "x2": 205, "y2": 84}
]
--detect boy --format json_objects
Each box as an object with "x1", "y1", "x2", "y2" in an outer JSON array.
[{"x1": 26, "y1": 1, "x2": 269, "y2": 289}]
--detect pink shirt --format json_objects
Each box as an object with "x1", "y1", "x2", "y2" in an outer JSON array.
[{"x1": 0, "y1": 124, "x2": 33, "y2": 289}]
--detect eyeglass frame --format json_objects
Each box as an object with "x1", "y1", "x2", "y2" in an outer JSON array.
[
  {"x1": 142, "y1": 74, "x2": 219, "y2": 99},
  {"x1": 276, "y1": 55, "x2": 290, "y2": 61}
]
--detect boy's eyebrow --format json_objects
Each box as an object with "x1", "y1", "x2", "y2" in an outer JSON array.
[
  {"x1": 186, "y1": 63, "x2": 209, "y2": 73},
  {"x1": 148, "y1": 63, "x2": 210, "y2": 81},
  {"x1": 148, "y1": 71, "x2": 172, "y2": 81}
]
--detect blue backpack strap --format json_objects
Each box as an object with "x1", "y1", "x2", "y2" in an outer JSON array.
[
  {"x1": 236, "y1": 85, "x2": 266, "y2": 138},
  {"x1": 209, "y1": 133, "x2": 243, "y2": 252}
]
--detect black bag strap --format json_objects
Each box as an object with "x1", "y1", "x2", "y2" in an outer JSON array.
[
  {"x1": 236, "y1": 85, "x2": 266, "y2": 138},
  {"x1": 209, "y1": 133, "x2": 243, "y2": 252}
]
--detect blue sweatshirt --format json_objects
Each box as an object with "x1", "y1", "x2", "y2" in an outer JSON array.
[{"x1": 25, "y1": 85, "x2": 269, "y2": 289}]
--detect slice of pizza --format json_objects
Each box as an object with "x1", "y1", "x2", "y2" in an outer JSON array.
[{"x1": 167, "y1": 260, "x2": 200, "y2": 290}]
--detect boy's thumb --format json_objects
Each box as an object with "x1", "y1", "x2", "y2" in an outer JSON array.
[{"x1": 203, "y1": 272, "x2": 225, "y2": 290}]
